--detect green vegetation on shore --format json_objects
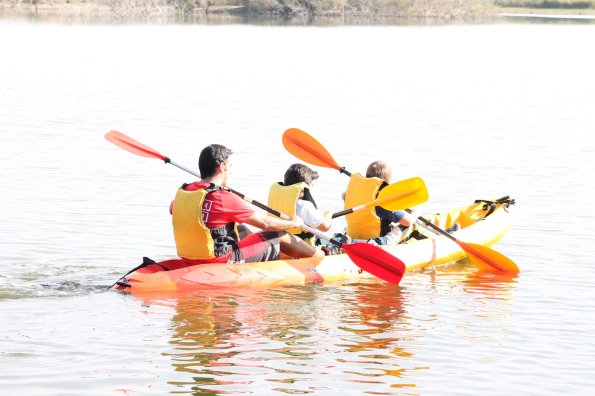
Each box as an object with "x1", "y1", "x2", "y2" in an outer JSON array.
[{"x1": 2, "y1": 0, "x2": 594, "y2": 20}]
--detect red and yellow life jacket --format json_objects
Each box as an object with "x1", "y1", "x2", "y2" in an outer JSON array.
[{"x1": 172, "y1": 184, "x2": 240, "y2": 261}]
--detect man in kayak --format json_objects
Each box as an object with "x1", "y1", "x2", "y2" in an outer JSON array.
[
  {"x1": 170, "y1": 144, "x2": 323, "y2": 264},
  {"x1": 268, "y1": 163, "x2": 332, "y2": 245},
  {"x1": 343, "y1": 160, "x2": 418, "y2": 245}
]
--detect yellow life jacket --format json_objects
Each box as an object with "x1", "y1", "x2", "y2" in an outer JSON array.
[
  {"x1": 344, "y1": 173, "x2": 384, "y2": 240},
  {"x1": 172, "y1": 184, "x2": 240, "y2": 261},
  {"x1": 267, "y1": 182, "x2": 316, "y2": 243}
]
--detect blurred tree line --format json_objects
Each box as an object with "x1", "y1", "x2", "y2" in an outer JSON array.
[{"x1": 3, "y1": 0, "x2": 593, "y2": 17}]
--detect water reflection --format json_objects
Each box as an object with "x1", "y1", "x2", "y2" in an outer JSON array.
[
  {"x1": 462, "y1": 270, "x2": 519, "y2": 297},
  {"x1": 125, "y1": 264, "x2": 521, "y2": 394},
  {"x1": 500, "y1": 13, "x2": 595, "y2": 25},
  {"x1": 132, "y1": 284, "x2": 419, "y2": 394},
  {"x1": 422, "y1": 259, "x2": 519, "y2": 300},
  {"x1": 335, "y1": 283, "x2": 417, "y2": 389},
  {"x1": 420, "y1": 262, "x2": 519, "y2": 341}
]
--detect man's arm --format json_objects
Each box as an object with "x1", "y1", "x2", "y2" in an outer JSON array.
[
  {"x1": 244, "y1": 211, "x2": 304, "y2": 232},
  {"x1": 375, "y1": 207, "x2": 416, "y2": 227}
]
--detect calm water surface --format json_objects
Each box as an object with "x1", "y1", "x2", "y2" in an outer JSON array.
[{"x1": 1, "y1": 19, "x2": 594, "y2": 395}]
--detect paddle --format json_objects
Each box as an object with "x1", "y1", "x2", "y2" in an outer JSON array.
[
  {"x1": 282, "y1": 127, "x2": 519, "y2": 274},
  {"x1": 332, "y1": 176, "x2": 428, "y2": 219},
  {"x1": 104, "y1": 130, "x2": 406, "y2": 284},
  {"x1": 409, "y1": 211, "x2": 518, "y2": 273}
]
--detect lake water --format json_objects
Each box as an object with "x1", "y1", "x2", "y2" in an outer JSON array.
[{"x1": 1, "y1": 17, "x2": 594, "y2": 395}]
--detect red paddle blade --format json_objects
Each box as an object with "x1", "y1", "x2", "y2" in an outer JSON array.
[
  {"x1": 282, "y1": 128, "x2": 342, "y2": 170},
  {"x1": 105, "y1": 131, "x2": 166, "y2": 161},
  {"x1": 457, "y1": 241, "x2": 520, "y2": 274},
  {"x1": 342, "y1": 242, "x2": 405, "y2": 284}
]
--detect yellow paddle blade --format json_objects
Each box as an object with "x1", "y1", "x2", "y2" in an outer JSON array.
[
  {"x1": 458, "y1": 241, "x2": 520, "y2": 274},
  {"x1": 282, "y1": 128, "x2": 342, "y2": 170},
  {"x1": 374, "y1": 177, "x2": 429, "y2": 210}
]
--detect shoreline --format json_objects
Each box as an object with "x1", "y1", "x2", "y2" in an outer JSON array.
[{"x1": 2, "y1": 2, "x2": 595, "y2": 23}]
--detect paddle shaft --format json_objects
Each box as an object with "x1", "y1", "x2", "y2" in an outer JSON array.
[
  {"x1": 162, "y1": 157, "x2": 341, "y2": 247},
  {"x1": 333, "y1": 206, "x2": 361, "y2": 219},
  {"x1": 338, "y1": 167, "x2": 352, "y2": 177},
  {"x1": 405, "y1": 209, "x2": 457, "y2": 242},
  {"x1": 332, "y1": 199, "x2": 394, "y2": 218}
]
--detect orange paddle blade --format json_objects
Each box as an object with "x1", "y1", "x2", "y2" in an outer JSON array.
[
  {"x1": 105, "y1": 130, "x2": 166, "y2": 161},
  {"x1": 342, "y1": 242, "x2": 405, "y2": 285},
  {"x1": 457, "y1": 241, "x2": 520, "y2": 274},
  {"x1": 282, "y1": 128, "x2": 342, "y2": 170}
]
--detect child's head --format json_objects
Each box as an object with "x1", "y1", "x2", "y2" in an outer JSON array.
[
  {"x1": 284, "y1": 163, "x2": 320, "y2": 187},
  {"x1": 366, "y1": 160, "x2": 392, "y2": 183}
]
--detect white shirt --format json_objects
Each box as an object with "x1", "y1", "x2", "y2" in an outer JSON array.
[{"x1": 296, "y1": 200, "x2": 324, "y2": 228}]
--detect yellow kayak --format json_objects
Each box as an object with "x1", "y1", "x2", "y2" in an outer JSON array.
[{"x1": 112, "y1": 196, "x2": 515, "y2": 292}]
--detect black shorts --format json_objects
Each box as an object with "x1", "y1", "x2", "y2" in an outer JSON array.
[{"x1": 232, "y1": 231, "x2": 281, "y2": 263}]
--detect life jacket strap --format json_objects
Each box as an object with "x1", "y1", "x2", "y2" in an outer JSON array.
[{"x1": 211, "y1": 223, "x2": 244, "y2": 262}]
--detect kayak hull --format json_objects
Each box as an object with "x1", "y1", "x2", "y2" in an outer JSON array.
[{"x1": 113, "y1": 197, "x2": 515, "y2": 292}]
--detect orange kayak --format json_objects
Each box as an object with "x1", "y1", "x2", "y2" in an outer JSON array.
[{"x1": 112, "y1": 196, "x2": 515, "y2": 292}]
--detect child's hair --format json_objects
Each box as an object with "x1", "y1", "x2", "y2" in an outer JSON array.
[
  {"x1": 284, "y1": 163, "x2": 319, "y2": 186},
  {"x1": 366, "y1": 160, "x2": 392, "y2": 183}
]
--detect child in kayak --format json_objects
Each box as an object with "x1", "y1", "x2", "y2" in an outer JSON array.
[
  {"x1": 366, "y1": 161, "x2": 418, "y2": 244},
  {"x1": 342, "y1": 160, "x2": 418, "y2": 246},
  {"x1": 268, "y1": 163, "x2": 332, "y2": 245}
]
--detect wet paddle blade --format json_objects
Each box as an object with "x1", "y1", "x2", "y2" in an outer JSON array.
[
  {"x1": 342, "y1": 243, "x2": 405, "y2": 284},
  {"x1": 282, "y1": 128, "x2": 342, "y2": 170},
  {"x1": 457, "y1": 241, "x2": 520, "y2": 274},
  {"x1": 376, "y1": 177, "x2": 429, "y2": 210},
  {"x1": 105, "y1": 130, "x2": 167, "y2": 161}
]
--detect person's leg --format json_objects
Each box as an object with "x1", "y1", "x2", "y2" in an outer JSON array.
[
  {"x1": 236, "y1": 224, "x2": 252, "y2": 240},
  {"x1": 235, "y1": 231, "x2": 323, "y2": 262},
  {"x1": 235, "y1": 231, "x2": 281, "y2": 263},
  {"x1": 279, "y1": 233, "x2": 323, "y2": 259}
]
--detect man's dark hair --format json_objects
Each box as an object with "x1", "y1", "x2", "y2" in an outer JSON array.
[
  {"x1": 284, "y1": 163, "x2": 319, "y2": 186},
  {"x1": 199, "y1": 144, "x2": 233, "y2": 179}
]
